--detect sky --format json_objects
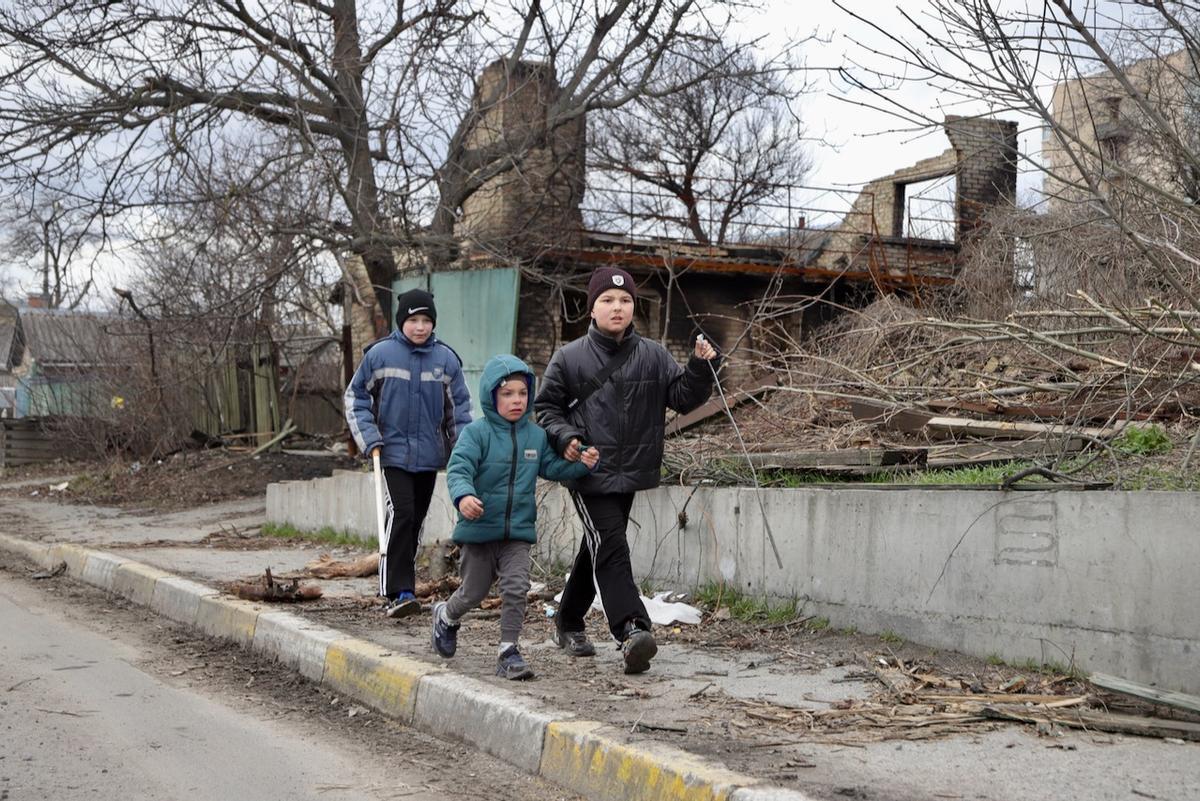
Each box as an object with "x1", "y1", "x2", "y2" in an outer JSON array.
[
  {"x1": 744, "y1": 1, "x2": 1048, "y2": 193},
  {"x1": 1, "y1": 1, "x2": 1101, "y2": 308}
]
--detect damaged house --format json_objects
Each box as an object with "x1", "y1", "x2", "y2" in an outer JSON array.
[{"x1": 389, "y1": 61, "x2": 1018, "y2": 403}]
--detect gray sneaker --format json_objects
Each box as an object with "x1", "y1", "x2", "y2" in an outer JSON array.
[
  {"x1": 621, "y1": 628, "x2": 657, "y2": 675},
  {"x1": 496, "y1": 645, "x2": 535, "y2": 680},
  {"x1": 552, "y1": 625, "x2": 596, "y2": 657}
]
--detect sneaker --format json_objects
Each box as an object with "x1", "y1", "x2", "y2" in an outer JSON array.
[
  {"x1": 383, "y1": 591, "x2": 420, "y2": 619},
  {"x1": 430, "y1": 601, "x2": 459, "y2": 658},
  {"x1": 552, "y1": 625, "x2": 596, "y2": 657},
  {"x1": 495, "y1": 645, "x2": 535, "y2": 680},
  {"x1": 621, "y1": 624, "x2": 657, "y2": 675}
]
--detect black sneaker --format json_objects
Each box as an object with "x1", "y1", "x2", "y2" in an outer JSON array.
[
  {"x1": 383, "y1": 593, "x2": 420, "y2": 619},
  {"x1": 621, "y1": 625, "x2": 657, "y2": 675},
  {"x1": 552, "y1": 625, "x2": 596, "y2": 657},
  {"x1": 496, "y1": 645, "x2": 535, "y2": 680},
  {"x1": 430, "y1": 601, "x2": 459, "y2": 658}
]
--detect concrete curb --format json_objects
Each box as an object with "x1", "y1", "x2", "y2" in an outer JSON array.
[{"x1": 0, "y1": 535, "x2": 818, "y2": 801}]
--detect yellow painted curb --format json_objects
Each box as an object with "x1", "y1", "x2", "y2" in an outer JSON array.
[
  {"x1": 112, "y1": 561, "x2": 173, "y2": 606},
  {"x1": 48, "y1": 542, "x2": 90, "y2": 576},
  {"x1": 321, "y1": 638, "x2": 442, "y2": 724},
  {"x1": 195, "y1": 595, "x2": 261, "y2": 647},
  {"x1": 540, "y1": 720, "x2": 751, "y2": 801},
  {"x1": 0, "y1": 533, "x2": 52, "y2": 566}
]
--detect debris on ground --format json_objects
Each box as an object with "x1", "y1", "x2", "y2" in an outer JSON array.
[
  {"x1": 231, "y1": 567, "x2": 323, "y2": 602},
  {"x1": 665, "y1": 296, "x2": 1200, "y2": 488},
  {"x1": 303, "y1": 552, "x2": 379, "y2": 579},
  {"x1": 715, "y1": 656, "x2": 1200, "y2": 743}
]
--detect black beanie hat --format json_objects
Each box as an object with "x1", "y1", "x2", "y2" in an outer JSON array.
[
  {"x1": 395, "y1": 288, "x2": 437, "y2": 328},
  {"x1": 586, "y1": 266, "x2": 636, "y2": 311}
]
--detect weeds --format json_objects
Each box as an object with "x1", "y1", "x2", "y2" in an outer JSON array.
[
  {"x1": 695, "y1": 581, "x2": 803, "y2": 623},
  {"x1": 261, "y1": 522, "x2": 367, "y2": 549},
  {"x1": 1114, "y1": 424, "x2": 1172, "y2": 456},
  {"x1": 879, "y1": 629, "x2": 904, "y2": 645}
]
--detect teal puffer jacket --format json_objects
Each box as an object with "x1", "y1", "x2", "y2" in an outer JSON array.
[{"x1": 446, "y1": 355, "x2": 591, "y2": 544}]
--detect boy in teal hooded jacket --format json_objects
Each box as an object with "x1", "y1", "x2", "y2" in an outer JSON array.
[{"x1": 434, "y1": 354, "x2": 599, "y2": 680}]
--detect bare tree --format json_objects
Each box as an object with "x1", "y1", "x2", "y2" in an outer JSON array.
[
  {"x1": 590, "y1": 40, "x2": 812, "y2": 245},
  {"x1": 832, "y1": 1, "x2": 1200, "y2": 307},
  {"x1": 0, "y1": 0, "x2": 785, "y2": 356},
  {"x1": 0, "y1": 192, "x2": 101, "y2": 308}
]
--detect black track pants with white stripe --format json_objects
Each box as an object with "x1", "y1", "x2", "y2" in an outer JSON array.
[
  {"x1": 379, "y1": 468, "x2": 437, "y2": 599},
  {"x1": 559, "y1": 491, "x2": 650, "y2": 641}
]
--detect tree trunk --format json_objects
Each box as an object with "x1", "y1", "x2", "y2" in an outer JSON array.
[{"x1": 332, "y1": 0, "x2": 396, "y2": 357}]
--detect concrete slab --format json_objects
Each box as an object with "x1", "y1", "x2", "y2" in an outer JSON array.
[
  {"x1": 80, "y1": 551, "x2": 127, "y2": 592},
  {"x1": 112, "y1": 561, "x2": 173, "y2": 606},
  {"x1": 151, "y1": 576, "x2": 220, "y2": 626},
  {"x1": 731, "y1": 788, "x2": 818, "y2": 801},
  {"x1": 540, "y1": 720, "x2": 751, "y2": 801},
  {"x1": 0, "y1": 533, "x2": 51, "y2": 567},
  {"x1": 252, "y1": 611, "x2": 344, "y2": 682},
  {"x1": 321, "y1": 638, "x2": 442, "y2": 725},
  {"x1": 49, "y1": 542, "x2": 90, "y2": 576},
  {"x1": 1, "y1": 497, "x2": 264, "y2": 545},
  {"x1": 195, "y1": 595, "x2": 261, "y2": 647},
  {"x1": 414, "y1": 672, "x2": 559, "y2": 773}
]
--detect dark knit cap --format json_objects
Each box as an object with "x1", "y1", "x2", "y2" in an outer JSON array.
[
  {"x1": 395, "y1": 288, "x2": 437, "y2": 327},
  {"x1": 586, "y1": 267, "x2": 636, "y2": 311}
]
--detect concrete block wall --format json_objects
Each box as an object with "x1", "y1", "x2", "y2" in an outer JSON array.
[{"x1": 269, "y1": 474, "x2": 1200, "y2": 694}]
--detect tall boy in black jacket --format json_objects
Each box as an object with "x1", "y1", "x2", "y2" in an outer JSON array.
[{"x1": 534, "y1": 266, "x2": 718, "y2": 674}]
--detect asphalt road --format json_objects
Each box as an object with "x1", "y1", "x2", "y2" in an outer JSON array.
[{"x1": 0, "y1": 561, "x2": 577, "y2": 801}]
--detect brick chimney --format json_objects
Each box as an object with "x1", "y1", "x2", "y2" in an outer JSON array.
[
  {"x1": 26, "y1": 293, "x2": 49, "y2": 309},
  {"x1": 456, "y1": 59, "x2": 586, "y2": 259}
]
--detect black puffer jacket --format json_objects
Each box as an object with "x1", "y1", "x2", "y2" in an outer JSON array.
[{"x1": 535, "y1": 323, "x2": 716, "y2": 494}]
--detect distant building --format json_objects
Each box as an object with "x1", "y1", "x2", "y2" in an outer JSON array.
[{"x1": 1043, "y1": 48, "x2": 1197, "y2": 210}]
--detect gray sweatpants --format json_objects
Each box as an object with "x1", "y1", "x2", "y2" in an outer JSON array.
[{"x1": 444, "y1": 540, "x2": 532, "y2": 644}]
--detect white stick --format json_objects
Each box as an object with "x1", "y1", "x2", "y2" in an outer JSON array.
[{"x1": 372, "y1": 449, "x2": 387, "y2": 555}]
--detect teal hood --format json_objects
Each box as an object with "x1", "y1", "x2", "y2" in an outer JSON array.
[
  {"x1": 445, "y1": 353, "x2": 590, "y2": 544},
  {"x1": 479, "y1": 354, "x2": 535, "y2": 428}
]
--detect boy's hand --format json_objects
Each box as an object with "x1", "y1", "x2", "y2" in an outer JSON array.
[
  {"x1": 564, "y1": 438, "x2": 583, "y2": 462},
  {"x1": 579, "y1": 446, "x2": 599, "y2": 469},
  {"x1": 459, "y1": 495, "x2": 484, "y2": 520},
  {"x1": 694, "y1": 334, "x2": 717, "y2": 360}
]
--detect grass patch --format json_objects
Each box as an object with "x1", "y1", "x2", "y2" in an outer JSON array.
[
  {"x1": 808, "y1": 616, "x2": 831, "y2": 631},
  {"x1": 879, "y1": 629, "x2": 904, "y2": 645},
  {"x1": 1113, "y1": 424, "x2": 1172, "y2": 456},
  {"x1": 695, "y1": 581, "x2": 803, "y2": 623},
  {"x1": 261, "y1": 522, "x2": 368, "y2": 549},
  {"x1": 887, "y1": 462, "x2": 1041, "y2": 486}
]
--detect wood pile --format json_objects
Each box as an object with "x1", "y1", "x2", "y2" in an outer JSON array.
[
  {"x1": 720, "y1": 657, "x2": 1200, "y2": 743},
  {"x1": 666, "y1": 297, "x2": 1200, "y2": 483}
]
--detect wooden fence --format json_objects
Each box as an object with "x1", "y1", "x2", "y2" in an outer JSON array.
[{"x1": 0, "y1": 418, "x2": 58, "y2": 467}]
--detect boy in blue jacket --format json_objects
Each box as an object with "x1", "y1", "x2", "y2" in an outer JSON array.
[
  {"x1": 344, "y1": 289, "x2": 473, "y2": 619},
  {"x1": 433, "y1": 354, "x2": 599, "y2": 680}
]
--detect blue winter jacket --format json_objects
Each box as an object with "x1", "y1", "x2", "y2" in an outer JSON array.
[
  {"x1": 344, "y1": 330, "x2": 473, "y2": 472},
  {"x1": 445, "y1": 355, "x2": 591, "y2": 544}
]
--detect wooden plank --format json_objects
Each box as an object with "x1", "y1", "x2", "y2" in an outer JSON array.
[
  {"x1": 1090, "y1": 672, "x2": 1200, "y2": 716},
  {"x1": 849, "y1": 399, "x2": 934, "y2": 432},
  {"x1": 926, "y1": 415, "x2": 1123, "y2": 440},
  {"x1": 0, "y1": 430, "x2": 54, "y2": 440},
  {"x1": 745, "y1": 448, "x2": 927, "y2": 470},
  {"x1": 665, "y1": 382, "x2": 778, "y2": 436},
  {"x1": 926, "y1": 397, "x2": 1172, "y2": 423},
  {"x1": 983, "y1": 704, "x2": 1200, "y2": 741}
]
